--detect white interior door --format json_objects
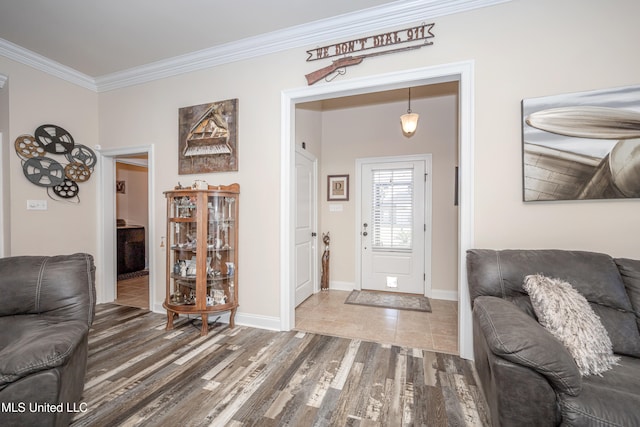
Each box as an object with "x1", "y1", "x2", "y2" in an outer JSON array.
[
  {"x1": 360, "y1": 159, "x2": 428, "y2": 294},
  {"x1": 294, "y1": 147, "x2": 317, "y2": 306}
]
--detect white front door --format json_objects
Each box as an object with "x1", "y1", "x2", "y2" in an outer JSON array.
[
  {"x1": 360, "y1": 157, "x2": 430, "y2": 294},
  {"x1": 294, "y1": 147, "x2": 318, "y2": 306}
]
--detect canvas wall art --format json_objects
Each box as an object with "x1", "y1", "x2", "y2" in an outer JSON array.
[
  {"x1": 522, "y1": 85, "x2": 640, "y2": 201},
  {"x1": 178, "y1": 99, "x2": 238, "y2": 174}
]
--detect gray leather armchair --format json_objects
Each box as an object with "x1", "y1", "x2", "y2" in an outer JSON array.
[
  {"x1": 0, "y1": 253, "x2": 96, "y2": 427},
  {"x1": 467, "y1": 249, "x2": 640, "y2": 426}
]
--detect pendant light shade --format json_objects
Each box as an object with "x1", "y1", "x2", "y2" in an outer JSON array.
[{"x1": 400, "y1": 88, "x2": 419, "y2": 137}]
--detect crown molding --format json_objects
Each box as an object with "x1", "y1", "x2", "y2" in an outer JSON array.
[
  {"x1": 0, "y1": 38, "x2": 96, "y2": 91},
  {"x1": 0, "y1": 0, "x2": 510, "y2": 93}
]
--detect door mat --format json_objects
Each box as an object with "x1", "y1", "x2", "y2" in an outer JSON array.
[
  {"x1": 117, "y1": 269, "x2": 149, "y2": 281},
  {"x1": 345, "y1": 290, "x2": 432, "y2": 312}
]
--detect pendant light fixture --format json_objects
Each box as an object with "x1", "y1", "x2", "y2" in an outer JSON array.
[{"x1": 400, "y1": 87, "x2": 419, "y2": 137}]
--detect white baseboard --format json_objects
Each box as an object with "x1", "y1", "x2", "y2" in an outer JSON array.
[
  {"x1": 431, "y1": 289, "x2": 458, "y2": 301},
  {"x1": 234, "y1": 312, "x2": 281, "y2": 330},
  {"x1": 328, "y1": 280, "x2": 355, "y2": 291},
  {"x1": 152, "y1": 303, "x2": 280, "y2": 331}
]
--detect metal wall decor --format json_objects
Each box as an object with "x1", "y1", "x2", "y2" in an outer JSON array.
[
  {"x1": 305, "y1": 23, "x2": 435, "y2": 85},
  {"x1": 15, "y1": 124, "x2": 96, "y2": 203},
  {"x1": 178, "y1": 99, "x2": 239, "y2": 174},
  {"x1": 522, "y1": 84, "x2": 640, "y2": 201}
]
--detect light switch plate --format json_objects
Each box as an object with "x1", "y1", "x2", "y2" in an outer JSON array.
[{"x1": 27, "y1": 200, "x2": 47, "y2": 210}]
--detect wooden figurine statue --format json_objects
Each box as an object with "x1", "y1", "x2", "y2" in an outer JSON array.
[{"x1": 321, "y1": 232, "x2": 330, "y2": 291}]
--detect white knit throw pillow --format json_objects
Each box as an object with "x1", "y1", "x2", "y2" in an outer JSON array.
[{"x1": 523, "y1": 274, "x2": 619, "y2": 376}]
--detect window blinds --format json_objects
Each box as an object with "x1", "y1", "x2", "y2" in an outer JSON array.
[{"x1": 371, "y1": 168, "x2": 413, "y2": 251}]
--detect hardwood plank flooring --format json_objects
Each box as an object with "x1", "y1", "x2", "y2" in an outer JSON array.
[
  {"x1": 115, "y1": 275, "x2": 149, "y2": 309},
  {"x1": 71, "y1": 304, "x2": 490, "y2": 426}
]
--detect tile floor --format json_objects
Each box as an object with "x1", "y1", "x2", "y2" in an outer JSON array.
[{"x1": 295, "y1": 290, "x2": 459, "y2": 355}]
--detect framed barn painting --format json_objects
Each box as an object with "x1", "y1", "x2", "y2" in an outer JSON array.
[
  {"x1": 178, "y1": 99, "x2": 238, "y2": 174},
  {"x1": 522, "y1": 84, "x2": 640, "y2": 202}
]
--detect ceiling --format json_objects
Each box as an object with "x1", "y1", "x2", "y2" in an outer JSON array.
[
  {"x1": 0, "y1": 0, "x2": 399, "y2": 77},
  {"x1": 0, "y1": 0, "x2": 509, "y2": 92}
]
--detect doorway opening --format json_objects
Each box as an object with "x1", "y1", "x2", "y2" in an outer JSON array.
[
  {"x1": 97, "y1": 145, "x2": 156, "y2": 310},
  {"x1": 281, "y1": 62, "x2": 475, "y2": 359},
  {"x1": 115, "y1": 155, "x2": 150, "y2": 309}
]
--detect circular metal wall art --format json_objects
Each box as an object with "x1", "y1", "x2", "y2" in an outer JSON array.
[
  {"x1": 53, "y1": 179, "x2": 80, "y2": 198},
  {"x1": 65, "y1": 162, "x2": 91, "y2": 182},
  {"x1": 34, "y1": 124, "x2": 75, "y2": 154},
  {"x1": 22, "y1": 157, "x2": 65, "y2": 187},
  {"x1": 65, "y1": 144, "x2": 97, "y2": 170},
  {"x1": 14, "y1": 134, "x2": 45, "y2": 159},
  {"x1": 17, "y1": 124, "x2": 95, "y2": 203}
]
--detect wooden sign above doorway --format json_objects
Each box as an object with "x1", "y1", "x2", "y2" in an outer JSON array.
[{"x1": 305, "y1": 23, "x2": 435, "y2": 85}]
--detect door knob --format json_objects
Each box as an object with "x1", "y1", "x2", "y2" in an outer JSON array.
[{"x1": 362, "y1": 231, "x2": 368, "y2": 236}]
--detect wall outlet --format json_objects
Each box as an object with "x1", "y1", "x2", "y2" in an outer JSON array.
[{"x1": 27, "y1": 200, "x2": 47, "y2": 210}]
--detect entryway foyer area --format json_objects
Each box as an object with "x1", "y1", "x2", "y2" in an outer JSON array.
[
  {"x1": 290, "y1": 80, "x2": 461, "y2": 355},
  {"x1": 295, "y1": 290, "x2": 458, "y2": 354}
]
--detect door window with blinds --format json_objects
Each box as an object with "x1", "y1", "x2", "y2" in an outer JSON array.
[{"x1": 371, "y1": 168, "x2": 414, "y2": 251}]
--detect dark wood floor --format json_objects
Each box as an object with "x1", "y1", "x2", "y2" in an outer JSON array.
[{"x1": 71, "y1": 304, "x2": 490, "y2": 426}]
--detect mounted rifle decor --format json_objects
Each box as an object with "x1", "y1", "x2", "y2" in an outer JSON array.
[{"x1": 305, "y1": 23, "x2": 435, "y2": 85}]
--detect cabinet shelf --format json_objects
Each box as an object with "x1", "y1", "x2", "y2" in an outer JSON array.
[
  {"x1": 164, "y1": 184, "x2": 239, "y2": 336},
  {"x1": 170, "y1": 246, "x2": 235, "y2": 253},
  {"x1": 170, "y1": 273, "x2": 235, "y2": 283},
  {"x1": 170, "y1": 217, "x2": 197, "y2": 223},
  {"x1": 164, "y1": 301, "x2": 235, "y2": 312}
]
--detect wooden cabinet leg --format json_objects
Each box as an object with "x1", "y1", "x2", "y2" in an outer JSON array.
[
  {"x1": 200, "y1": 313, "x2": 208, "y2": 336},
  {"x1": 166, "y1": 311, "x2": 175, "y2": 331},
  {"x1": 229, "y1": 308, "x2": 237, "y2": 328}
]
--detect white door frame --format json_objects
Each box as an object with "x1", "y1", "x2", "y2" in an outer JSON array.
[
  {"x1": 355, "y1": 154, "x2": 432, "y2": 297},
  {"x1": 280, "y1": 61, "x2": 475, "y2": 360},
  {"x1": 0, "y1": 131, "x2": 8, "y2": 257},
  {"x1": 96, "y1": 145, "x2": 156, "y2": 308}
]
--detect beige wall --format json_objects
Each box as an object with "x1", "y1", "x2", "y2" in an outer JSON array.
[
  {"x1": 295, "y1": 107, "x2": 323, "y2": 160},
  {"x1": 0, "y1": 59, "x2": 98, "y2": 258},
  {"x1": 1, "y1": 0, "x2": 639, "y2": 320}
]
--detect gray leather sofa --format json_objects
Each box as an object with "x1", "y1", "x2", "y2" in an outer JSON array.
[
  {"x1": 466, "y1": 249, "x2": 640, "y2": 426},
  {"x1": 0, "y1": 253, "x2": 96, "y2": 427}
]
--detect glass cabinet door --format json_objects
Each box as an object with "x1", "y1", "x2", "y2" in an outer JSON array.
[
  {"x1": 167, "y1": 194, "x2": 199, "y2": 306},
  {"x1": 206, "y1": 194, "x2": 236, "y2": 307}
]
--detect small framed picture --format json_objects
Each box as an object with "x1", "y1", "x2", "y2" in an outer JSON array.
[
  {"x1": 116, "y1": 180, "x2": 126, "y2": 194},
  {"x1": 327, "y1": 175, "x2": 349, "y2": 201}
]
